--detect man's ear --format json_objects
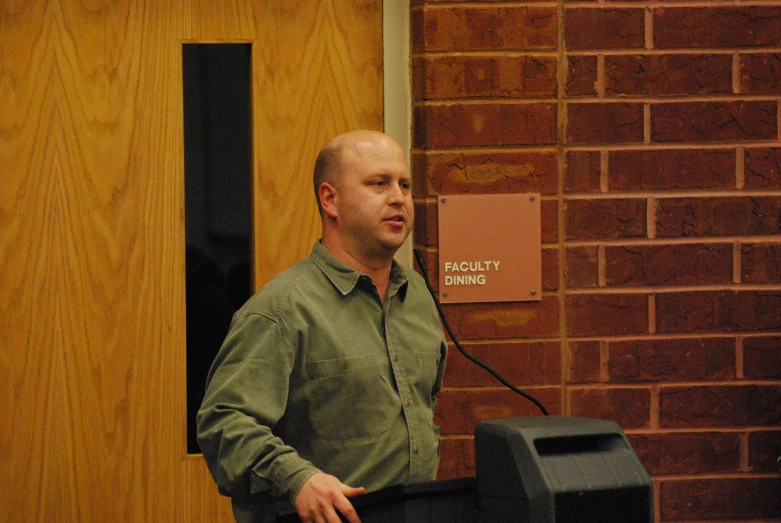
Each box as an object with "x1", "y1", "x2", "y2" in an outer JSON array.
[{"x1": 319, "y1": 182, "x2": 338, "y2": 219}]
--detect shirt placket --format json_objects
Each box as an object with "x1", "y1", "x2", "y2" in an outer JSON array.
[{"x1": 383, "y1": 284, "x2": 425, "y2": 483}]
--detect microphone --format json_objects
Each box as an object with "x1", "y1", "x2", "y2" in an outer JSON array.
[{"x1": 413, "y1": 248, "x2": 549, "y2": 416}]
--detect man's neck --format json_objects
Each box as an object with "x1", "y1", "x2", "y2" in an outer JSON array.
[{"x1": 321, "y1": 238, "x2": 394, "y2": 299}]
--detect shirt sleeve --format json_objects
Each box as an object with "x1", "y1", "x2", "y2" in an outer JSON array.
[{"x1": 196, "y1": 311, "x2": 320, "y2": 505}]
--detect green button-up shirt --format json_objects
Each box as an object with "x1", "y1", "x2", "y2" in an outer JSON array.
[{"x1": 197, "y1": 242, "x2": 447, "y2": 521}]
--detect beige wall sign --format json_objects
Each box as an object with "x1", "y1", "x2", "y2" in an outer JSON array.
[{"x1": 438, "y1": 193, "x2": 541, "y2": 303}]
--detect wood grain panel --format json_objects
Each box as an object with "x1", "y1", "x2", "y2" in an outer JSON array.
[
  {"x1": 0, "y1": 3, "x2": 50, "y2": 518},
  {"x1": 251, "y1": 0, "x2": 383, "y2": 286},
  {"x1": 0, "y1": 1, "x2": 382, "y2": 521}
]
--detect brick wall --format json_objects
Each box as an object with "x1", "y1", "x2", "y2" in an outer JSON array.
[{"x1": 411, "y1": 1, "x2": 781, "y2": 521}]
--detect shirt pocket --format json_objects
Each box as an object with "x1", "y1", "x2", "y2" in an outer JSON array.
[
  {"x1": 306, "y1": 354, "x2": 397, "y2": 439},
  {"x1": 416, "y1": 351, "x2": 441, "y2": 370},
  {"x1": 414, "y1": 350, "x2": 442, "y2": 397}
]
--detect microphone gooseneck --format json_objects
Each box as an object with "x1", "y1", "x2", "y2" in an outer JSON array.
[{"x1": 413, "y1": 248, "x2": 549, "y2": 416}]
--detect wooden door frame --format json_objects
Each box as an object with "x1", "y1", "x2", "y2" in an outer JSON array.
[{"x1": 384, "y1": 0, "x2": 414, "y2": 268}]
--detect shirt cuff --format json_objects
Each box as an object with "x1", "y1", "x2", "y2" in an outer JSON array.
[
  {"x1": 283, "y1": 467, "x2": 321, "y2": 506},
  {"x1": 254, "y1": 452, "x2": 321, "y2": 506}
]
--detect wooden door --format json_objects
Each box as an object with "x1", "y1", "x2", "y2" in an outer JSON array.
[{"x1": 0, "y1": 1, "x2": 383, "y2": 521}]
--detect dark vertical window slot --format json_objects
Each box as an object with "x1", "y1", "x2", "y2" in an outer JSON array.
[{"x1": 183, "y1": 44, "x2": 253, "y2": 454}]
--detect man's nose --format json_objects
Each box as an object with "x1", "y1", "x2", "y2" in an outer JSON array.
[{"x1": 387, "y1": 182, "x2": 406, "y2": 204}]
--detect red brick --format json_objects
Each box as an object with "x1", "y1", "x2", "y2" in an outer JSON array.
[
  {"x1": 564, "y1": 9, "x2": 644, "y2": 50},
  {"x1": 628, "y1": 432, "x2": 740, "y2": 475},
  {"x1": 657, "y1": 197, "x2": 745, "y2": 237},
  {"x1": 566, "y1": 198, "x2": 647, "y2": 240},
  {"x1": 412, "y1": 152, "x2": 429, "y2": 197},
  {"x1": 566, "y1": 294, "x2": 648, "y2": 336},
  {"x1": 566, "y1": 56, "x2": 597, "y2": 97},
  {"x1": 609, "y1": 149, "x2": 735, "y2": 191},
  {"x1": 752, "y1": 197, "x2": 781, "y2": 235},
  {"x1": 541, "y1": 247, "x2": 558, "y2": 292},
  {"x1": 437, "y1": 437, "x2": 475, "y2": 480},
  {"x1": 565, "y1": 151, "x2": 600, "y2": 193},
  {"x1": 608, "y1": 338, "x2": 735, "y2": 383},
  {"x1": 568, "y1": 387, "x2": 650, "y2": 429},
  {"x1": 744, "y1": 336, "x2": 781, "y2": 379},
  {"x1": 413, "y1": 200, "x2": 438, "y2": 247},
  {"x1": 655, "y1": 197, "x2": 781, "y2": 238},
  {"x1": 660, "y1": 385, "x2": 781, "y2": 428},
  {"x1": 412, "y1": 58, "x2": 426, "y2": 101},
  {"x1": 517, "y1": 57, "x2": 559, "y2": 98},
  {"x1": 417, "y1": 151, "x2": 557, "y2": 196},
  {"x1": 414, "y1": 103, "x2": 557, "y2": 148},
  {"x1": 566, "y1": 246, "x2": 599, "y2": 289},
  {"x1": 655, "y1": 7, "x2": 781, "y2": 49},
  {"x1": 745, "y1": 148, "x2": 781, "y2": 189},
  {"x1": 749, "y1": 430, "x2": 781, "y2": 473},
  {"x1": 651, "y1": 101, "x2": 777, "y2": 143},
  {"x1": 742, "y1": 243, "x2": 781, "y2": 284},
  {"x1": 541, "y1": 200, "x2": 558, "y2": 243},
  {"x1": 443, "y1": 341, "x2": 560, "y2": 388},
  {"x1": 605, "y1": 244, "x2": 733, "y2": 286},
  {"x1": 415, "y1": 7, "x2": 557, "y2": 52},
  {"x1": 414, "y1": 248, "x2": 439, "y2": 292},
  {"x1": 567, "y1": 103, "x2": 644, "y2": 145},
  {"x1": 441, "y1": 297, "x2": 560, "y2": 339},
  {"x1": 410, "y1": 7, "x2": 424, "y2": 52},
  {"x1": 435, "y1": 388, "x2": 560, "y2": 434},
  {"x1": 568, "y1": 341, "x2": 601, "y2": 384},
  {"x1": 741, "y1": 53, "x2": 781, "y2": 95},
  {"x1": 656, "y1": 291, "x2": 781, "y2": 333},
  {"x1": 605, "y1": 54, "x2": 733, "y2": 96},
  {"x1": 413, "y1": 55, "x2": 557, "y2": 100},
  {"x1": 660, "y1": 478, "x2": 781, "y2": 520}
]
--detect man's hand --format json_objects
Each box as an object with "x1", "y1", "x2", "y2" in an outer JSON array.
[{"x1": 294, "y1": 472, "x2": 365, "y2": 523}]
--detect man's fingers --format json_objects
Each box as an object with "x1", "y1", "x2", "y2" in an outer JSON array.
[
  {"x1": 339, "y1": 482, "x2": 366, "y2": 498},
  {"x1": 295, "y1": 474, "x2": 364, "y2": 523},
  {"x1": 323, "y1": 504, "x2": 345, "y2": 523},
  {"x1": 333, "y1": 494, "x2": 361, "y2": 523}
]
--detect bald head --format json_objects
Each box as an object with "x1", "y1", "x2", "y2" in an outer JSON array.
[{"x1": 313, "y1": 130, "x2": 403, "y2": 214}]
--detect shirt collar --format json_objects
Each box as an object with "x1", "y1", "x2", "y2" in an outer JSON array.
[{"x1": 310, "y1": 241, "x2": 409, "y2": 297}]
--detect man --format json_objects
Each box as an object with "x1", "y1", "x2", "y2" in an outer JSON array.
[{"x1": 197, "y1": 130, "x2": 448, "y2": 523}]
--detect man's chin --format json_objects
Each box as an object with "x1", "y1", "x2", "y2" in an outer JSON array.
[{"x1": 379, "y1": 232, "x2": 410, "y2": 253}]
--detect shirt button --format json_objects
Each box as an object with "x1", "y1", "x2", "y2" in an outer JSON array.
[
  {"x1": 393, "y1": 355, "x2": 399, "y2": 362},
  {"x1": 414, "y1": 447, "x2": 419, "y2": 454},
  {"x1": 341, "y1": 362, "x2": 349, "y2": 369},
  {"x1": 436, "y1": 358, "x2": 440, "y2": 366},
  {"x1": 405, "y1": 400, "x2": 411, "y2": 408}
]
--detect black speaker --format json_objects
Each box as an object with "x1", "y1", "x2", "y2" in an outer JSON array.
[{"x1": 475, "y1": 416, "x2": 653, "y2": 523}]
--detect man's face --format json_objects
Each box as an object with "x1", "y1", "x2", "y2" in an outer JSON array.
[{"x1": 332, "y1": 136, "x2": 413, "y2": 263}]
